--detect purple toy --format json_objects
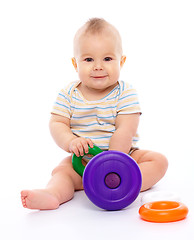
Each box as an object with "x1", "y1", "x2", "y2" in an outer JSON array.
[{"x1": 72, "y1": 146, "x2": 142, "y2": 211}]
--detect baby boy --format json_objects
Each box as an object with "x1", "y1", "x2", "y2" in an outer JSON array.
[{"x1": 21, "y1": 18, "x2": 168, "y2": 210}]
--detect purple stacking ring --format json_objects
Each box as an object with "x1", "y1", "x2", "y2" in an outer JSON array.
[{"x1": 83, "y1": 150, "x2": 142, "y2": 210}]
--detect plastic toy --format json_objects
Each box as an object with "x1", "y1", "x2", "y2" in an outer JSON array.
[
  {"x1": 139, "y1": 201, "x2": 189, "y2": 223},
  {"x1": 72, "y1": 145, "x2": 142, "y2": 210}
]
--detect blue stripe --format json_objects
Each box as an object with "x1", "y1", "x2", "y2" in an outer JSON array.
[
  {"x1": 122, "y1": 81, "x2": 125, "y2": 91},
  {"x1": 58, "y1": 93, "x2": 70, "y2": 103},
  {"x1": 73, "y1": 129, "x2": 115, "y2": 133},
  {"x1": 107, "y1": 93, "x2": 120, "y2": 100},
  {"x1": 68, "y1": 83, "x2": 75, "y2": 95},
  {"x1": 71, "y1": 122, "x2": 113, "y2": 127},
  {"x1": 132, "y1": 139, "x2": 138, "y2": 141},
  {"x1": 97, "y1": 146, "x2": 109, "y2": 149},
  {"x1": 91, "y1": 136, "x2": 111, "y2": 139},
  {"x1": 72, "y1": 114, "x2": 96, "y2": 119},
  {"x1": 55, "y1": 102, "x2": 70, "y2": 110},
  {"x1": 118, "y1": 102, "x2": 139, "y2": 110},
  {"x1": 72, "y1": 114, "x2": 116, "y2": 119},
  {"x1": 71, "y1": 105, "x2": 117, "y2": 110},
  {"x1": 72, "y1": 96, "x2": 84, "y2": 102},
  {"x1": 119, "y1": 93, "x2": 137, "y2": 101}
]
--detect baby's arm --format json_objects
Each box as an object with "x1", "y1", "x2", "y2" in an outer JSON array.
[
  {"x1": 109, "y1": 113, "x2": 140, "y2": 154},
  {"x1": 49, "y1": 114, "x2": 93, "y2": 156}
]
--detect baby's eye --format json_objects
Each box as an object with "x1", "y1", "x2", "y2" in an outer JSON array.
[
  {"x1": 84, "y1": 58, "x2": 93, "y2": 62},
  {"x1": 104, "y1": 57, "x2": 112, "y2": 61}
]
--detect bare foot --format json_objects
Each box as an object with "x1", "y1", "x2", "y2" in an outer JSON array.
[{"x1": 21, "y1": 189, "x2": 60, "y2": 210}]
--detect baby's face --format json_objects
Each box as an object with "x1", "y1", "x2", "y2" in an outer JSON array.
[{"x1": 72, "y1": 30, "x2": 126, "y2": 93}]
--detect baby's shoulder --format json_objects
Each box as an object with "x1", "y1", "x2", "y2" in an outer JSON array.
[
  {"x1": 119, "y1": 80, "x2": 134, "y2": 93},
  {"x1": 61, "y1": 81, "x2": 80, "y2": 96}
]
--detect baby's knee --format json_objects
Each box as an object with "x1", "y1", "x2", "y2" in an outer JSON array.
[
  {"x1": 154, "y1": 153, "x2": 168, "y2": 176},
  {"x1": 52, "y1": 165, "x2": 67, "y2": 176},
  {"x1": 51, "y1": 157, "x2": 73, "y2": 176}
]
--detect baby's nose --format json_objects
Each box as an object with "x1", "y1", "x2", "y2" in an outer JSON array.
[{"x1": 93, "y1": 61, "x2": 103, "y2": 70}]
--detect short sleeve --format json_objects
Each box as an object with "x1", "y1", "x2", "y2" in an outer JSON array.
[
  {"x1": 117, "y1": 81, "x2": 141, "y2": 115},
  {"x1": 51, "y1": 87, "x2": 71, "y2": 118}
]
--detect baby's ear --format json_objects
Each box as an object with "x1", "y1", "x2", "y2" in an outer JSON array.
[
  {"x1": 120, "y1": 55, "x2": 126, "y2": 68},
  {"x1": 71, "y1": 57, "x2": 78, "y2": 72}
]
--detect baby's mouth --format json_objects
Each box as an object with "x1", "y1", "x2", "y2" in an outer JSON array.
[{"x1": 91, "y1": 75, "x2": 108, "y2": 79}]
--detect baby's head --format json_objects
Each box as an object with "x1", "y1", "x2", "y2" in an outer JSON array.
[
  {"x1": 73, "y1": 18, "x2": 123, "y2": 58},
  {"x1": 72, "y1": 18, "x2": 126, "y2": 93}
]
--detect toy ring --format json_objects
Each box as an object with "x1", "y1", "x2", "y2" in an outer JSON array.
[
  {"x1": 139, "y1": 201, "x2": 189, "y2": 223},
  {"x1": 72, "y1": 146, "x2": 142, "y2": 210},
  {"x1": 83, "y1": 150, "x2": 142, "y2": 210},
  {"x1": 72, "y1": 145, "x2": 103, "y2": 176}
]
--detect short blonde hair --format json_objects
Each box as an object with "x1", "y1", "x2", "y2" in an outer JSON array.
[
  {"x1": 84, "y1": 18, "x2": 108, "y2": 33},
  {"x1": 73, "y1": 18, "x2": 123, "y2": 56}
]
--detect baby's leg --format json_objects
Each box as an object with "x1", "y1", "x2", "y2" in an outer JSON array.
[
  {"x1": 131, "y1": 150, "x2": 168, "y2": 192},
  {"x1": 21, "y1": 156, "x2": 83, "y2": 210}
]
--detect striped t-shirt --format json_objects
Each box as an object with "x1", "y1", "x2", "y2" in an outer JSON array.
[{"x1": 52, "y1": 80, "x2": 141, "y2": 151}]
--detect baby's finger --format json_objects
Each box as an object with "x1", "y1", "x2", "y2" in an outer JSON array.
[
  {"x1": 86, "y1": 138, "x2": 93, "y2": 149},
  {"x1": 77, "y1": 142, "x2": 84, "y2": 156},
  {"x1": 71, "y1": 146, "x2": 80, "y2": 157},
  {"x1": 82, "y1": 140, "x2": 89, "y2": 154}
]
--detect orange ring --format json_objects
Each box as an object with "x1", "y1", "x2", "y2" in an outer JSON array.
[{"x1": 139, "y1": 201, "x2": 189, "y2": 223}]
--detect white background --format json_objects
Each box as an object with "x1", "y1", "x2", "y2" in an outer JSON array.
[{"x1": 0, "y1": 0, "x2": 194, "y2": 239}]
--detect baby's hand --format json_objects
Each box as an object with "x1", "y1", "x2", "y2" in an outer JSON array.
[{"x1": 69, "y1": 137, "x2": 93, "y2": 157}]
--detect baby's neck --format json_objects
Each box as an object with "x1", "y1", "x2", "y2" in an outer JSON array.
[{"x1": 77, "y1": 82, "x2": 118, "y2": 101}]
